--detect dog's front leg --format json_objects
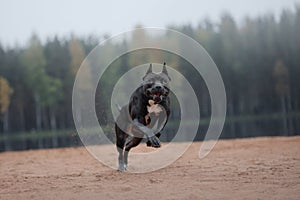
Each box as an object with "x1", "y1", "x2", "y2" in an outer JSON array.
[{"x1": 132, "y1": 119, "x2": 161, "y2": 147}]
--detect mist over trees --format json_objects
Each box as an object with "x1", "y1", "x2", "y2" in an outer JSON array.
[{"x1": 0, "y1": 7, "x2": 300, "y2": 151}]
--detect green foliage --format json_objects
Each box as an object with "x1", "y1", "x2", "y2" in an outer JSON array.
[
  {"x1": 40, "y1": 76, "x2": 63, "y2": 106},
  {"x1": 22, "y1": 35, "x2": 47, "y2": 89},
  {"x1": 22, "y1": 35, "x2": 63, "y2": 107}
]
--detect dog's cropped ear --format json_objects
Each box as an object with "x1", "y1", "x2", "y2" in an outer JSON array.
[
  {"x1": 143, "y1": 63, "x2": 153, "y2": 80},
  {"x1": 162, "y1": 62, "x2": 171, "y2": 81}
]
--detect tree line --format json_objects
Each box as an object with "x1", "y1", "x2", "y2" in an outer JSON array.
[{"x1": 0, "y1": 6, "x2": 300, "y2": 150}]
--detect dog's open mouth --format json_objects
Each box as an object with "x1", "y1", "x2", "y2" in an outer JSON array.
[
  {"x1": 151, "y1": 92, "x2": 162, "y2": 103},
  {"x1": 152, "y1": 92, "x2": 161, "y2": 98},
  {"x1": 146, "y1": 91, "x2": 163, "y2": 103}
]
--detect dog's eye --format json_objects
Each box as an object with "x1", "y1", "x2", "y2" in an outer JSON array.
[
  {"x1": 147, "y1": 80, "x2": 154, "y2": 84},
  {"x1": 162, "y1": 80, "x2": 168, "y2": 84},
  {"x1": 146, "y1": 83, "x2": 153, "y2": 88}
]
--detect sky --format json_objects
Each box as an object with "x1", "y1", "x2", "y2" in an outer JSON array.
[{"x1": 0, "y1": 0, "x2": 299, "y2": 47}]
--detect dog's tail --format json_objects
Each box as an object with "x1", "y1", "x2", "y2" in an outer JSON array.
[{"x1": 115, "y1": 103, "x2": 122, "y2": 112}]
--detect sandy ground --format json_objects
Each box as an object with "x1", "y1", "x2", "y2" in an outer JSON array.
[{"x1": 0, "y1": 136, "x2": 300, "y2": 200}]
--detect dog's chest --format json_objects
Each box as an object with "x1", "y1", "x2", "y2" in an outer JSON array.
[{"x1": 144, "y1": 100, "x2": 163, "y2": 125}]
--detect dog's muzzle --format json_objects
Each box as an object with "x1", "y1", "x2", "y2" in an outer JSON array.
[{"x1": 146, "y1": 85, "x2": 166, "y2": 103}]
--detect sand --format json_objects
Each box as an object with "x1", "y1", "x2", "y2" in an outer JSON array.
[{"x1": 0, "y1": 136, "x2": 299, "y2": 200}]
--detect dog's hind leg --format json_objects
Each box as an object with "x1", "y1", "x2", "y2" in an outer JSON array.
[
  {"x1": 124, "y1": 137, "x2": 143, "y2": 168},
  {"x1": 115, "y1": 125, "x2": 128, "y2": 171}
]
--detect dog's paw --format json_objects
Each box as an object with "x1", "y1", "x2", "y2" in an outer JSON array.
[
  {"x1": 146, "y1": 140, "x2": 161, "y2": 148},
  {"x1": 147, "y1": 136, "x2": 161, "y2": 148},
  {"x1": 117, "y1": 164, "x2": 127, "y2": 172},
  {"x1": 146, "y1": 140, "x2": 152, "y2": 147}
]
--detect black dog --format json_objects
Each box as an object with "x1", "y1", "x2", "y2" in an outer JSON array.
[{"x1": 115, "y1": 63, "x2": 171, "y2": 171}]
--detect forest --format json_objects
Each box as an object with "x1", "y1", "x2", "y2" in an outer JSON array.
[{"x1": 0, "y1": 6, "x2": 299, "y2": 151}]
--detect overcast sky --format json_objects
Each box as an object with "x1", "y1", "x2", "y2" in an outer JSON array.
[{"x1": 0, "y1": 0, "x2": 299, "y2": 47}]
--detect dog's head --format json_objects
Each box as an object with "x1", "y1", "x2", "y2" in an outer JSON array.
[{"x1": 142, "y1": 63, "x2": 171, "y2": 103}]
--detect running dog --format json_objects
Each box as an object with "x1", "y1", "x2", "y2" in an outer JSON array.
[{"x1": 115, "y1": 63, "x2": 171, "y2": 171}]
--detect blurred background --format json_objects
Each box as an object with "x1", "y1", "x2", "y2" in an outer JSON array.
[{"x1": 0, "y1": 0, "x2": 299, "y2": 151}]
